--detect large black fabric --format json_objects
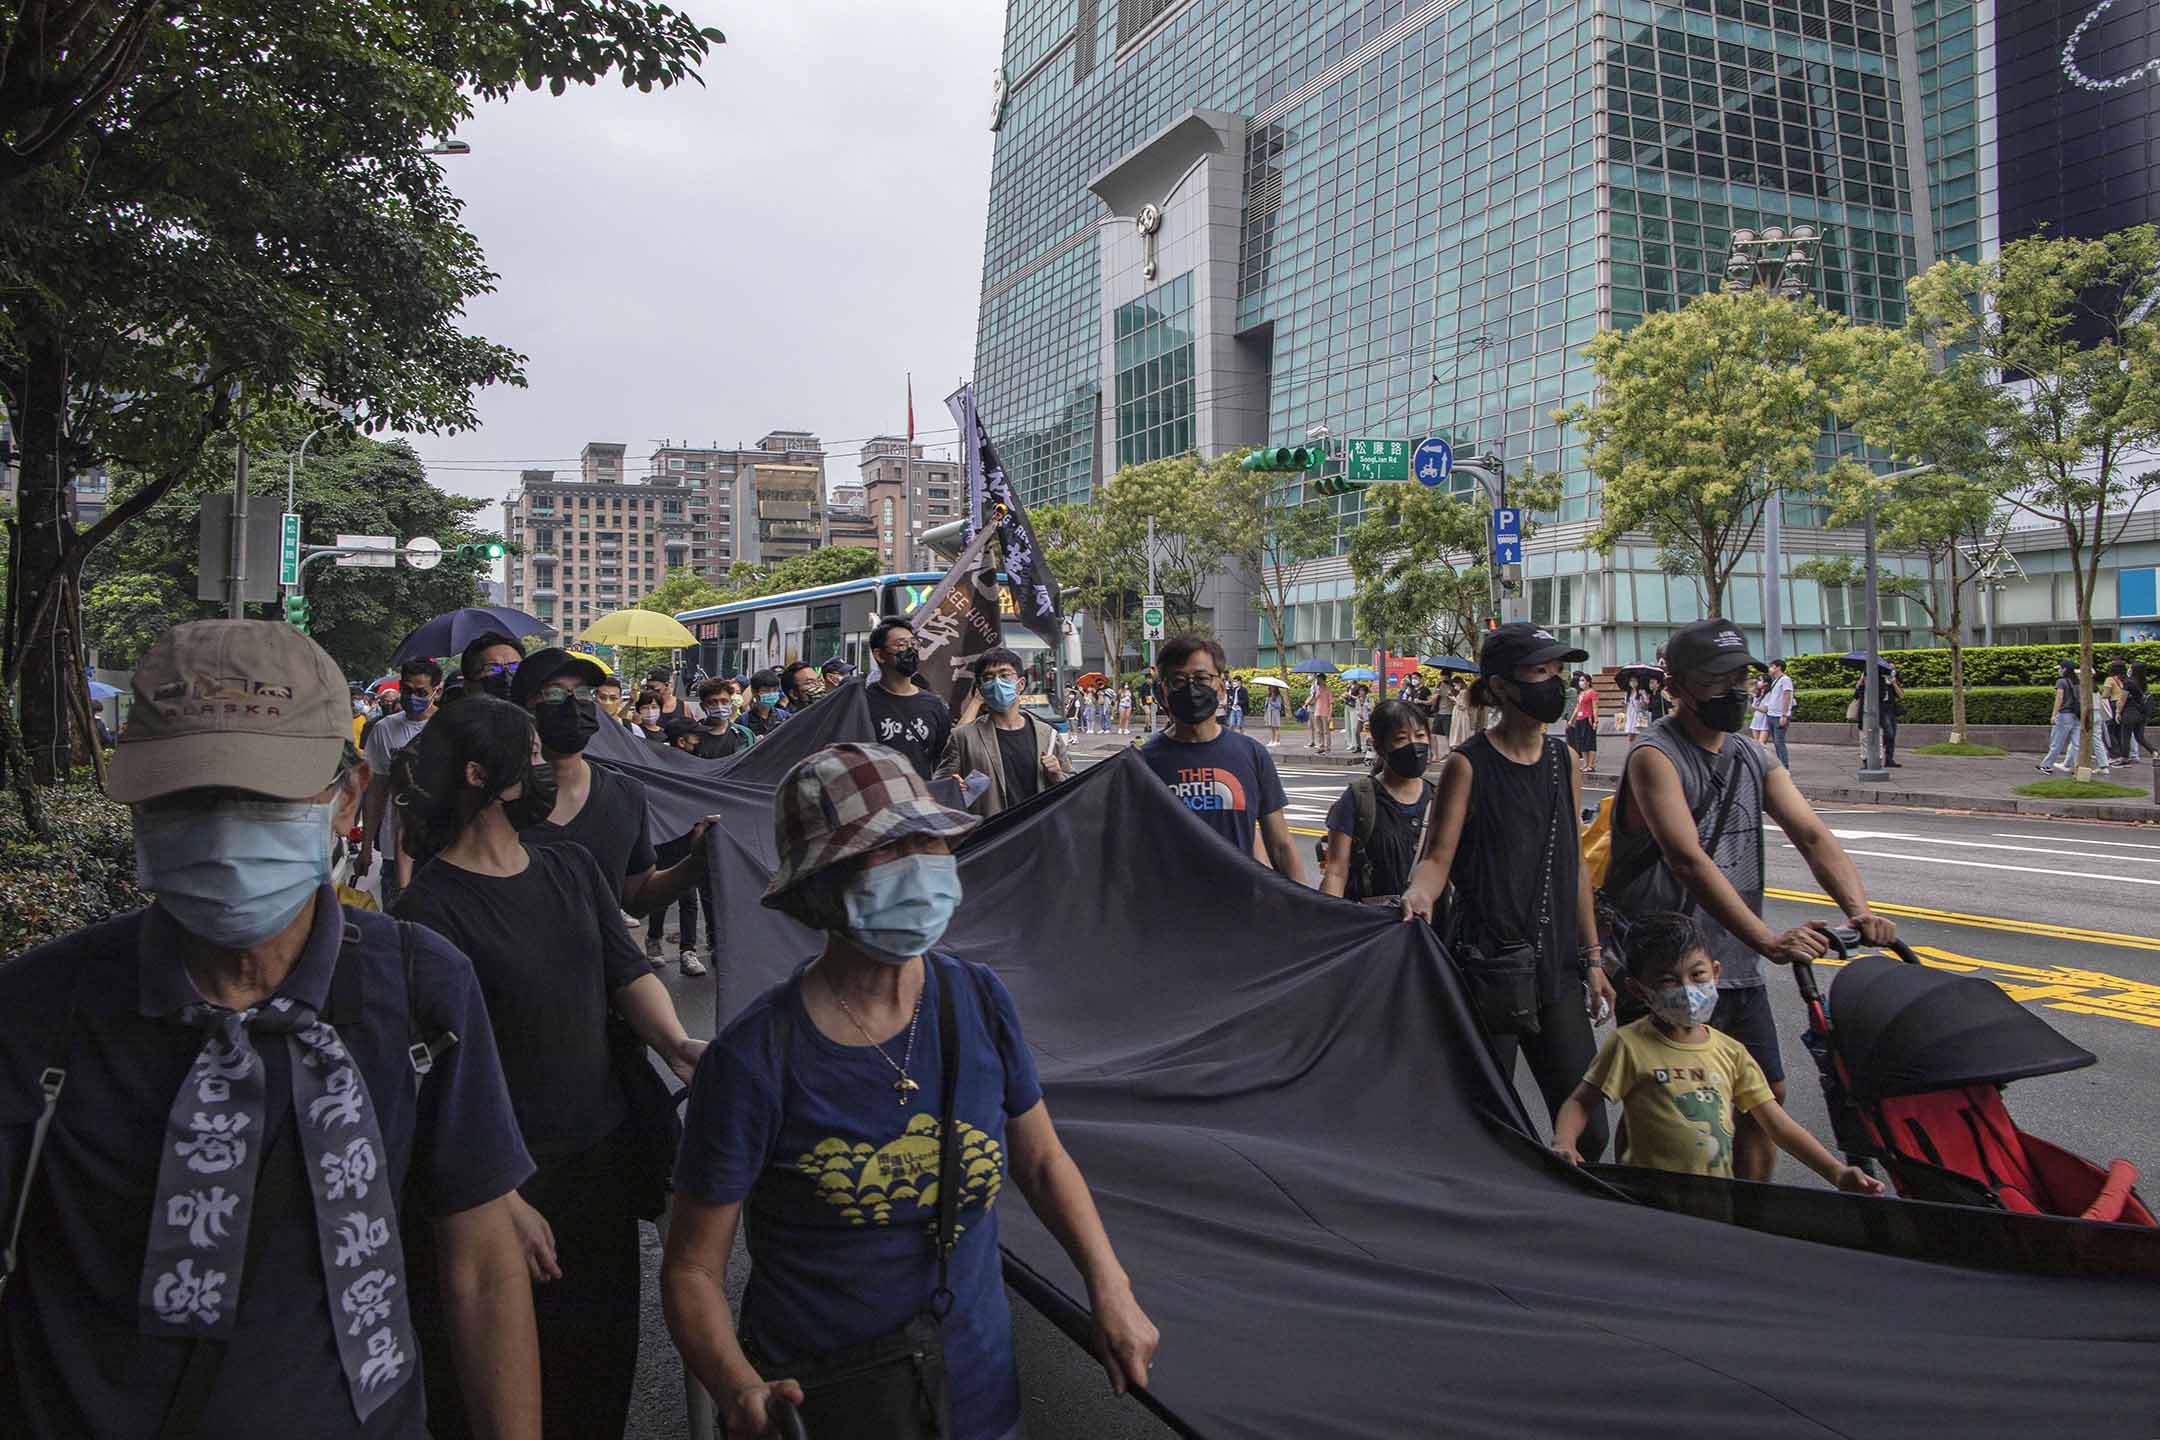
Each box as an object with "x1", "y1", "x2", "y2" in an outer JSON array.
[{"x1": 635, "y1": 716, "x2": 2160, "y2": 1435}]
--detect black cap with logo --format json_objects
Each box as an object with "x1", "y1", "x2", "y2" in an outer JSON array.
[
  {"x1": 1662, "y1": 618, "x2": 1761, "y2": 678},
  {"x1": 1478, "y1": 621, "x2": 1589, "y2": 678}
]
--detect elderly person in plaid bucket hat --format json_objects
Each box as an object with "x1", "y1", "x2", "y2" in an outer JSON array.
[{"x1": 663, "y1": 743, "x2": 1159, "y2": 1440}]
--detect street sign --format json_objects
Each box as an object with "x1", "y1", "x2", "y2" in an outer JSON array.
[
  {"x1": 1413, "y1": 437, "x2": 1453, "y2": 487},
  {"x1": 333, "y1": 533, "x2": 397, "y2": 568},
  {"x1": 1492, "y1": 506, "x2": 1523, "y2": 565},
  {"x1": 404, "y1": 535, "x2": 442, "y2": 571},
  {"x1": 278, "y1": 513, "x2": 302, "y2": 587},
  {"x1": 1345, "y1": 437, "x2": 1413, "y2": 483},
  {"x1": 1141, "y1": 594, "x2": 1166, "y2": 642},
  {"x1": 194, "y1": 499, "x2": 284, "y2": 604}
]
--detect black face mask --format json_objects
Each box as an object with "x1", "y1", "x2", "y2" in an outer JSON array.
[
  {"x1": 1512, "y1": 675, "x2": 1570, "y2": 724},
  {"x1": 1166, "y1": 681, "x2": 1218, "y2": 725},
  {"x1": 533, "y1": 692, "x2": 600, "y2": 754},
  {"x1": 1693, "y1": 690, "x2": 1750, "y2": 733},
  {"x1": 890, "y1": 649, "x2": 921, "y2": 678},
  {"x1": 1385, "y1": 741, "x2": 1430, "y2": 779},
  {"x1": 502, "y1": 762, "x2": 558, "y2": 829}
]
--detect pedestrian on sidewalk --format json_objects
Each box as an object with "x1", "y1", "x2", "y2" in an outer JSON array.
[
  {"x1": 2039, "y1": 660, "x2": 2082, "y2": 774},
  {"x1": 1567, "y1": 673, "x2": 1599, "y2": 776},
  {"x1": 1748, "y1": 674, "x2": 1773, "y2": 751},
  {"x1": 1646, "y1": 676, "x2": 1670, "y2": 721},
  {"x1": 1623, "y1": 678, "x2": 1647, "y2": 743},
  {"x1": 2103, "y1": 661, "x2": 2130, "y2": 767},
  {"x1": 1138, "y1": 666, "x2": 1159, "y2": 732},
  {"x1": 1320, "y1": 699, "x2": 1434, "y2": 902},
  {"x1": 1449, "y1": 674, "x2": 1481, "y2": 751},
  {"x1": 1118, "y1": 683, "x2": 1135, "y2": 734},
  {"x1": 1763, "y1": 659, "x2": 1795, "y2": 769},
  {"x1": 2127, "y1": 663, "x2": 2151, "y2": 761},
  {"x1": 1310, "y1": 675, "x2": 1334, "y2": 755},
  {"x1": 1400, "y1": 623, "x2": 1613, "y2": 1157},
  {"x1": 1264, "y1": 681, "x2": 1283, "y2": 744},
  {"x1": 1227, "y1": 675, "x2": 1249, "y2": 732},
  {"x1": 1350, "y1": 683, "x2": 1375, "y2": 757}
]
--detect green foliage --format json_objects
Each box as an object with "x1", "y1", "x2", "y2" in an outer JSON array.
[
  {"x1": 1098, "y1": 452, "x2": 1242, "y2": 635},
  {"x1": 1036, "y1": 500, "x2": 1144, "y2": 671},
  {"x1": 1347, "y1": 468, "x2": 1560, "y2": 657},
  {"x1": 1791, "y1": 686, "x2": 2057, "y2": 725},
  {"x1": 1913, "y1": 742, "x2": 2010, "y2": 756},
  {"x1": 80, "y1": 429, "x2": 502, "y2": 679},
  {"x1": 1783, "y1": 642, "x2": 2160, "y2": 691},
  {"x1": 1563, "y1": 289, "x2": 1870, "y2": 615},
  {"x1": 2015, "y1": 779, "x2": 2148, "y2": 801},
  {"x1": 0, "y1": 782, "x2": 144, "y2": 954},
  {"x1": 1219, "y1": 452, "x2": 1338, "y2": 681}
]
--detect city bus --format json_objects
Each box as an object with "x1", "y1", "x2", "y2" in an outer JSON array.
[{"x1": 673, "y1": 572, "x2": 1056, "y2": 681}]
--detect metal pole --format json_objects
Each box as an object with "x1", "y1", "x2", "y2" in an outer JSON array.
[
  {"x1": 1982, "y1": 572, "x2": 1996, "y2": 648},
  {"x1": 226, "y1": 435, "x2": 250, "y2": 618},
  {"x1": 283, "y1": 427, "x2": 326, "y2": 601},
  {"x1": 1859, "y1": 504, "x2": 1888, "y2": 781},
  {"x1": 1763, "y1": 488, "x2": 1783, "y2": 660},
  {"x1": 1145, "y1": 514, "x2": 1157, "y2": 666}
]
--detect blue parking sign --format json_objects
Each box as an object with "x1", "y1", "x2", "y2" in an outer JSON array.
[{"x1": 1492, "y1": 507, "x2": 1522, "y2": 565}]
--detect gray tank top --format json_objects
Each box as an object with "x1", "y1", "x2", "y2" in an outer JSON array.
[{"x1": 1611, "y1": 718, "x2": 1774, "y2": 988}]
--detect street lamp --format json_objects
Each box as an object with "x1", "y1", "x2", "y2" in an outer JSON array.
[
  {"x1": 1456, "y1": 450, "x2": 1512, "y2": 624},
  {"x1": 421, "y1": 139, "x2": 472, "y2": 157},
  {"x1": 1723, "y1": 224, "x2": 1824, "y2": 667},
  {"x1": 1856, "y1": 462, "x2": 1935, "y2": 782}
]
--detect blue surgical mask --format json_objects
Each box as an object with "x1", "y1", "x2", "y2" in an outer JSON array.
[
  {"x1": 982, "y1": 677, "x2": 1020, "y2": 712},
  {"x1": 757, "y1": 690, "x2": 782, "y2": 708},
  {"x1": 401, "y1": 691, "x2": 431, "y2": 719},
  {"x1": 135, "y1": 800, "x2": 336, "y2": 948},
  {"x1": 843, "y1": 853, "x2": 963, "y2": 963},
  {"x1": 1648, "y1": 978, "x2": 1720, "y2": 1029}
]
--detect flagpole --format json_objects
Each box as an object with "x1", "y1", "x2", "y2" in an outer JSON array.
[{"x1": 903, "y1": 373, "x2": 914, "y2": 574}]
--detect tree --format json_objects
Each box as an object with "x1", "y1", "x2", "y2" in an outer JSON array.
[
  {"x1": 1098, "y1": 452, "x2": 1237, "y2": 635},
  {"x1": 1563, "y1": 289, "x2": 1869, "y2": 616},
  {"x1": 0, "y1": 0, "x2": 723, "y2": 795},
  {"x1": 615, "y1": 567, "x2": 729, "y2": 680},
  {"x1": 1901, "y1": 226, "x2": 2160, "y2": 778},
  {"x1": 1220, "y1": 455, "x2": 1337, "y2": 683},
  {"x1": 1347, "y1": 468, "x2": 1563, "y2": 659},
  {"x1": 1035, "y1": 500, "x2": 1142, "y2": 673},
  {"x1": 80, "y1": 428, "x2": 502, "y2": 680}
]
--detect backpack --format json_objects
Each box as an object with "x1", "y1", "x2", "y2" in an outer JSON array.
[{"x1": 1318, "y1": 774, "x2": 1427, "y2": 902}]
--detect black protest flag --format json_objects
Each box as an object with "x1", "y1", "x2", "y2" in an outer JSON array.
[
  {"x1": 948, "y1": 382, "x2": 1060, "y2": 647},
  {"x1": 906, "y1": 516, "x2": 1004, "y2": 709}
]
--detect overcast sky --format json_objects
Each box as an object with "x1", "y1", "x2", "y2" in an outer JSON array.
[{"x1": 403, "y1": 0, "x2": 1003, "y2": 515}]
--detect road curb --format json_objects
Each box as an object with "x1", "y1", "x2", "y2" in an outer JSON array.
[{"x1": 1582, "y1": 770, "x2": 2159, "y2": 824}]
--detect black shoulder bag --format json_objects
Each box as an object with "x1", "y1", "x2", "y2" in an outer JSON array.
[
  {"x1": 1447, "y1": 742, "x2": 1563, "y2": 1038},
  {"x1": 767, "y1": 966, "x2": 961, "y2": 1440}
]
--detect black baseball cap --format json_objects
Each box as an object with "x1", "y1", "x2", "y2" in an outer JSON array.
[
  {"x1": 821, "y1": 658, "x2": 857, "y2": 677},
  {"x1": 662, "y1": 715, "x2": 704, "y2": 743},
  {"x1": 1663, "y1": 618, "x2": 1760, "y2": 678},
  {"x1": 509, "y1": 647, "x2": 610, "y2": 707},
  {"x1": 1479, "y1": 622, "x2": 1588, "y2": 678}
]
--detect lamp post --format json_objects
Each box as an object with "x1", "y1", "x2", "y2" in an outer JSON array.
[
  {"x1": 1460, "y1": 450, "x2": 1509, "y2": 624},
  {"x1": 1722, "y1": 224, "x2": 1822, "y2": 665}
]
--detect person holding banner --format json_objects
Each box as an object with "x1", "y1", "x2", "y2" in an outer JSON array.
[{"x1": 936, "y1": 648, "x2": 1070, "y2": 817}]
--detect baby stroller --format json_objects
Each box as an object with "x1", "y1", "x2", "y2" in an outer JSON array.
[{"x1": 1793, "y1": 927, "x2": 2155, "y2": 1226}]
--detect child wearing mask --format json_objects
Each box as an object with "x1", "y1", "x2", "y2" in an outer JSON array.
[{"x1": 1550, "y1": 911, "x2": 1884, "y2": 1192}]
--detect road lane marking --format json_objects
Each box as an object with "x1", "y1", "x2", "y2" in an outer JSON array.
[
  {"x1": 1816, "y1": 828, "x2": 2160, "y2": 863},
  {"x1": 1991, "y1": 832, "x2": 2160, "y2": 851},
  {"x1": 1808, "y1": 943, "x2": 2160, "y2": 1030},
  {"x1": 1832, "y1": 846, "x2": 2160, "y2": 886},
  {"x1": 1764, "y1": 887, "x2": 2160, "y2": 953}
]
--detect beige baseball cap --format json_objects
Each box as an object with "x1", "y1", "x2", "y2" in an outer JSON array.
[{"x1": 107, "y1": 619, "x2": 352, "y2": 804}]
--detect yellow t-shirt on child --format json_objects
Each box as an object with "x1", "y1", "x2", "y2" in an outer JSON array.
[{"x1": 1584, "y1": 1016, "x2": 1774, "y2": 1178}]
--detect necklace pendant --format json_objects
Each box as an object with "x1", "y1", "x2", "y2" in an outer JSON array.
[{"x1": 893, "y1": 1075, "x2": 921, "y2": 1104}]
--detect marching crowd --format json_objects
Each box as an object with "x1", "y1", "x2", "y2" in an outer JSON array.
[{"x1": 1, "y1": 606, "x2": 1910, "y2": 1439}]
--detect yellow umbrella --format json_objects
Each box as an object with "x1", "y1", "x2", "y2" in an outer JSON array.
[{"x1": 580, "y1": 608, "x2": 697, "y2": 649}]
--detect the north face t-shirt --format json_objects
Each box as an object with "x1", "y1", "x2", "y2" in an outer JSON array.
[
  {"x1": 1140, "y1": 728, "x2": 1289, "y2": 859},
  {"x1": 1584, "y1": 1017, "x2": 1774, "y2": 1178}
]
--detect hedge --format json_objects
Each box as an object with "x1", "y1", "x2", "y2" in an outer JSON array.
[
  {"x1": 1, "y1": 784, "x2": 145, "y2": 958},
  {"x1": 1792, "y1": 685, "x2": 2058, "y2": 725},
  {"x1": 1784, "y1": 642, "x2": 2160, "y2": 691}
]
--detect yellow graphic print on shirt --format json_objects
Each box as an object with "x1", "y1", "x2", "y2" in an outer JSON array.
[{"x1": 795, "y1": 1112, "x2": 1004, "y2": 1227}]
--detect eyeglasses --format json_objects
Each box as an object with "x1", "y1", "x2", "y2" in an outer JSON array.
[{"x1": 480, "y1": 661, "x2": 520, "y2": 679}]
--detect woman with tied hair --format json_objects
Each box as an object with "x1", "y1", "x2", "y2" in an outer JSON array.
[
  {"x1": 391, "y1": 695, "x2": 706, "y2": 1439},
  {"x1": 663, "y1": 742, "x2": 1158, "y2": 1440}
]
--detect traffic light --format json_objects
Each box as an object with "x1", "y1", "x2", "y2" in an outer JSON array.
[
  {"x1": 283, "y1": 594, "x2": 311, "y2": 633},
  {"x1": 1313, "y1": 476, "x2": 1369, "y2": 497},
  {"x1": 456, "y1": 541, "x2": 507, "y2": 562},
  {"x1": 1241, "y1": 445, "x2": 1328, "y2": 472}
]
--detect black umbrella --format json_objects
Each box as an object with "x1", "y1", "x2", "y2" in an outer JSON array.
[
  {"x1": 1829, "y1": 955, "x2": 2096, "y2": 1102},
  {"x1": 391, "y1": 606, "x2": 554, "y2": 665},
  {"x1": 1614, "y1": 663, "x2": 1664, "y2": 685},
  {"x1": 1420, "y1": 655, "x2": 1477, "y2": 674},
  {"x1": 1838, "y1": 651, "x2": 1897, "y2": 672}
]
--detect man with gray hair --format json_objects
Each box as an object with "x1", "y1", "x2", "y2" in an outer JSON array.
[{"x1": 0, "y1": 619, "x2": 541, "y2": 1438}]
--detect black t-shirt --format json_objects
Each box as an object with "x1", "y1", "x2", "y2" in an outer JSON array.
[
  {"x1": 996, "y1": 723, "x2": 1041, "y2": 805},
  {"x1": 396, "y1": 842, "x2": 649, "y2": 1159},
  {"x1": 1325, "y1": 779, "x2": 1431, "y2": 900},
  {"x1": 740, "y1": 705, "x2": 782, "y2": 737},
  {"x1": 520, "y1": 761, "x2": 658, "y2": 902},
  {"x1": 866, "y1": 685, "x2": 954, "y2": 780}
]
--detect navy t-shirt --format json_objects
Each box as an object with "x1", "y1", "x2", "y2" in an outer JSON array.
[
  {"x1": 0, "y1": 891, "x2": 531, "y2": 1438},
  {"x1": 1140, "y1": 728, "x2": 1290, "y2": 858},
  {"x1": 675, "y1": 956, "x2": 1043, "y2": 1440}
]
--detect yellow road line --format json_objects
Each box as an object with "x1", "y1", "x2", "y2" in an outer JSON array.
[
  {"x1": 1809, "y1": 942, "x2": 2160, "y2": 1031},
  {"x1": 1765, "y1": 887, "x2": 2160, "y2": 954},
  {"x1": 1291, "y1": 825, "x2": 1326, "y2": 838}
]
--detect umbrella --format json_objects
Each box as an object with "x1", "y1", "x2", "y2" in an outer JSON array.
[
  {"x1": 1421, "y1": 655, "x2": 1477, "y2": 674},
  {"x1": 391, "y1": 606, "x2": 552, "y2": 665},
  {"x1": 1248, "y1": 675, "x2": 1290, "y2": 690},
  {"x1": 1838, "y1": 651, "x2": 1897, "y2": 673},
  {"x1": 1290, "y1": 658, "x2": 1339, "y2": 675},
  {"x1": 365, "y1": 674, "x2": 397, "y2": 693},
  {"x1": 1615, "y1": 663, "x2": 1665, "y2": 685},
  {"x1": 1075, "y1": 671, "x2": 1107, "y2": 688},
  {"x1": 1340, "y1": 666, "x2": 1379, "y2": 681},
  {"x1": 87, "y1": 680, "x2": 122, "y2": 701},
  {"x1": 581, "y1": 608, "x2": 696, "y2": 649}
]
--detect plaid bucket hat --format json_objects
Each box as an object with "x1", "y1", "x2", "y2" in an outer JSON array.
[{"x1": 763, "y1": 742, "x2": 980, "y2": 907}]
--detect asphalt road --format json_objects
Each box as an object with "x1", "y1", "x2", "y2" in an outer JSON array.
[{"x1": 622, "y1": 755, "x2": 2157, "y2": 1438}]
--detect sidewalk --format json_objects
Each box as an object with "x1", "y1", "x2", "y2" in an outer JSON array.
[{"x1": 1063, "y1": 725, "x2": 2160, "y2": 822}]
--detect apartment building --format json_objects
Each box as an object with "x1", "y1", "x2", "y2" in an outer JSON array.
[{"x1": 857, "y1": 435, "x2": 961, "y2": 572}]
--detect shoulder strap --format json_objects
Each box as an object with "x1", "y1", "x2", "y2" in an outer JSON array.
[
  {"x1": 1697, "y1": 743, "x2": 1746, "y2": 864},
  {"x1": 931, "y1": 960, "x2": 961, "y2": 1318},
  {"x1": 399, "y1": 921, "x2": 458, "y2": 1091},
  {"x1": 1347, "y1": 774, "x2": 1378, "y2": 897},
  {"x1": 0, "y1": 937, "x2": 90, "y2": 1304}
]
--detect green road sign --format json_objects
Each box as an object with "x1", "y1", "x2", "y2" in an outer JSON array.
[
  {"x1": 278, "y1": 512, "x2": 302, "y2": 587},
  {"x1": 1141, "y1": 594, "x2": 1166, "y2": 642},
  {"x1": 1345, "y1": 437, "x2": 1412, "y2": 483}
]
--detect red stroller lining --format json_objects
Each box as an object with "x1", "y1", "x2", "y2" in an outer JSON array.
[{"x1": 1873, "y1": 1086, "x2": 2156, "y2": 1226}]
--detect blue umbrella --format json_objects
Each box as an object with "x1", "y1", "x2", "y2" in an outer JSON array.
[
  {"x1": 391, "y1": 606, "x2": 553, "y2": 665},
  {"x1": 1290, "y1": 658, "x2": 1339, "y2": 675},
  {"x1": 87, "y1": 680, "x2": 122, "y2": 701},
  {"x1": 1421, "y1": 655, "x2": 1477, "y2": 674},
  {"x1": 1340, "y1": 666, "x2": 1380, "y2": 681}
]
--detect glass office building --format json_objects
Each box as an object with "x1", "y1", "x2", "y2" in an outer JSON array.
[{"x1": 973, "y1": 0, "x2": 2006, "y2": 666}]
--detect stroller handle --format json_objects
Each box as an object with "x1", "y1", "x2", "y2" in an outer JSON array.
[
  {"x1": 1792, "y1": 924, "x2": 1920, "y2": 1007},
  {"x1": 773, "y1": 1403, "x2": 808, "y2": 1440}
]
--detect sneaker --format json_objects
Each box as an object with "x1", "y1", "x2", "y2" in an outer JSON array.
[
  {"x1": 679, "y1": 950, "x2": 708, "y2": 977},
  {"x1": 622, "y1": 910, "x2": 641, "y2": 931},
  {"x1": 2035, "y1": 763, "x2": 2056, "y2": 774},
  {"x1": 645, "y1": 940, "x2": 666, "y2": 970}
]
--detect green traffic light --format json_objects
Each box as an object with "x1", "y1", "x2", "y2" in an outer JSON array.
[{"x1": 1243, "y1": 444, "x2": 1327, "y2": 472}]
